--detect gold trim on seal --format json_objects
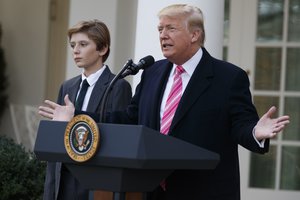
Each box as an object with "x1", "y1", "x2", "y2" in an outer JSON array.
[{"x1": 64, "y1": 114, "x2": 99, "y2": 162}]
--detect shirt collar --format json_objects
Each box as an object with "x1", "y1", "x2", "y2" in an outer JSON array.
[
  {"x1": 171, "y1": 48, "x2": 203, "y2": 76},
  {"x1": 81, "y1": 65, "x2": 106, "y2": 86}
]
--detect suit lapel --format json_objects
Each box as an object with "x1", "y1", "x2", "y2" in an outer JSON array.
[
  {"x1": 169, "y1": 48, "x2": 214, "y2": 133},
  {"x1": 67, "y1": 77, "x2": 81, "y2": 104},
  {"x1": 87, "y1": 67, "x2": 112, "y2": 112}
]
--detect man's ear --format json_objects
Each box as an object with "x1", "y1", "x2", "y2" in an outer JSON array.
[{"x1": 191, "y1": 29, "x2": 201, "y2": 43}]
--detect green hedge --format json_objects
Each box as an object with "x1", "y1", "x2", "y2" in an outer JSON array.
[{"x1": 0, "y1": 136, "x2": 46, "y2": 200}]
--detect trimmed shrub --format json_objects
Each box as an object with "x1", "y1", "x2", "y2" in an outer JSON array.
[{"x1": 0, "y1": 136, "x2": 46, "y2": 200}]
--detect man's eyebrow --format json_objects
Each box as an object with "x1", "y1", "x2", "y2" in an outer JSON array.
[{"x1": 158, "y1": 24, "x2": 174, "y2": 28}]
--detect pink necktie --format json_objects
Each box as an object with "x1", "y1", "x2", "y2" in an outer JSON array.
[
  {"x1": 160, "y1": 65, "x2": 185, "y2": 135},
  {"x1": 160, "y1": 65, "x2": 185, "y2": 191}
]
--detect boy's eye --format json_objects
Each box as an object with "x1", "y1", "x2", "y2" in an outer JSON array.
[
  {"x1": 70, "y1": 43, "x2": 75, "y2": 48},
  {"x1": 80, "y1": 42, "x2": 88, "y2": 46},
  {"x1": 69, "y1": 41, "x2": 89, "y2": 49}
]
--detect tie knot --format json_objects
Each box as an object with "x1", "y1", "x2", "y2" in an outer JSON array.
[
  {"x1": 82, "y1": 79, "x2": 90, "y2": 88},
  {"x1": 175, "y1": 65, "x2": 185, "y2": 75}
]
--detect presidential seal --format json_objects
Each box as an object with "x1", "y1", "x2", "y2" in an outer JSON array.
[{"x1": 64, "y1": 114, "x2": 99, "y2": 162}]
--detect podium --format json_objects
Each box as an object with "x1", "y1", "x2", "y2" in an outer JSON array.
[{"x1": 34, "y1": 120, "x2": 220, "y2": 200}]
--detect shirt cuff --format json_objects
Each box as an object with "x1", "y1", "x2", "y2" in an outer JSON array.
[{"x1": 253, "y1": 127, "x2": 265, "y2": 148}]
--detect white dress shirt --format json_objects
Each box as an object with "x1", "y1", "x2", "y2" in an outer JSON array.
[
  {"x1": 160, "y1": 48, "x2": 203, "y2": 121},
  {"x1": 76, "y1": 65, "x2": 106, "y2": 111}
]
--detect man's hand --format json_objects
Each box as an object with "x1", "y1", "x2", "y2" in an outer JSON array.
[
  {"x1": 38, "y1": 94, "x2": 75, "y2": 121},
  {"x1": 254, "y1": 106, "x2": 290, "y2": 141}
]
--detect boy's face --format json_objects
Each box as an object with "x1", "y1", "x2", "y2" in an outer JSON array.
[{"x1": 69, "y1": 32, "x2": 103, "y2": 72}]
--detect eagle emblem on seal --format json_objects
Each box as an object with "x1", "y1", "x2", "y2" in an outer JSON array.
[{"x1": 74, "y1": 126, "x2": 90, "y2": 151}]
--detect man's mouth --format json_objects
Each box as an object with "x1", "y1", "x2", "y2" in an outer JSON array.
[{"x1": 162, "y1": 44, "x2": 172, "y2": 48}]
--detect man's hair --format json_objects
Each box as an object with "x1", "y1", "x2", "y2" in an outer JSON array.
[
  {"x1": 158, "y1": 4, "x2": 205, "y2": 46},
  {"x1": 68, "y1": 19, "x2": 111, "y2": 62}
]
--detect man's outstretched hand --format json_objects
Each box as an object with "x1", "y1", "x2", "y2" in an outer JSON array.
[{"x1": 254, "y1": 106, "x2": 290, "y2": 141}]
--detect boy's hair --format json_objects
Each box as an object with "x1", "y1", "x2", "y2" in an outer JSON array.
[{"x1": 68, "y1": 19, "x2": 111, "y2": 62}]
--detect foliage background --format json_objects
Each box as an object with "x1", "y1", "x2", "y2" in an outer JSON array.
[{"x1": 0, "y1": 136, "x2": 46, "y2": 200}]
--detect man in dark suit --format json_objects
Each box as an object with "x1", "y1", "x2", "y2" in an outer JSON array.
[
  {"x1": 39, "y1": 4, "x2": 290, "y2": 200},
  {"x1": 41, "y1": 20, "x2": 132, "y2": 200}
]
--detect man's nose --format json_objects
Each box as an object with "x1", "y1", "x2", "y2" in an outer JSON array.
[{"x1": 160, "y1": 29, "x2": 168, "y2": 38}]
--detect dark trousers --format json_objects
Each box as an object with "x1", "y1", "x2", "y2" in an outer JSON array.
[{"x1": 57, "y1": 165, "x2": 89, "y2": 200}]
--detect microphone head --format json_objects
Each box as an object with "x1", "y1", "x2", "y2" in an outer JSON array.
[
  {"x1": 120, "y1": 55, "x2": 155, "y2": 78},
  {"x1": 138, "y1": 55, "x2": 155, "y2": 69}
]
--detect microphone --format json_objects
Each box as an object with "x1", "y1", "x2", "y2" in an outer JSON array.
[
  {"x1": 120, "y1": 55, "x2": 155, "y2": 78},
  {"x1": 99, "y1": 55, "x2": 154, "y2": 122}
]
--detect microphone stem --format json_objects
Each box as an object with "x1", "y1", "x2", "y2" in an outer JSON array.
[{"x1": 99, "y1": 59, "x2": 133, "y2": 123}]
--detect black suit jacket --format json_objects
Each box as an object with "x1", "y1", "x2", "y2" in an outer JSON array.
[
  {"x1": 113, "y1": 48, "x2": 269, "y2": 200},
  {"x1": 43, "y1": 66, "x2": 132, "y2": 200}
]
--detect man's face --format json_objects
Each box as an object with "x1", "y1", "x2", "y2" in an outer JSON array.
[
  {"x1": 158, "y1": 16, "x2": 195, "y2": 65},
  {"x1": 69, "y1": 32, "x2": 102, "y2": 70}
]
